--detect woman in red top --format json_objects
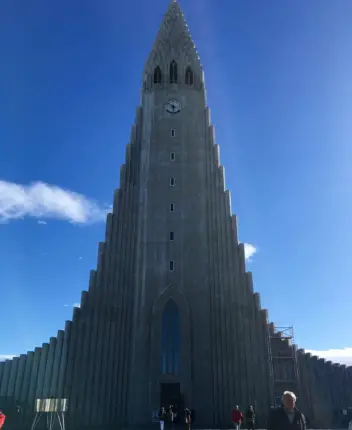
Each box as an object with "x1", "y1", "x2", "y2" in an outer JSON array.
[
  {"x1": 231, "y1": 406, "x2": 243, "y2": 430},
  {"x1": 0, "y1": 410, "x2": 6, "y2": 429}
]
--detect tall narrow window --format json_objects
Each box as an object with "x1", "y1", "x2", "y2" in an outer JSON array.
[
  {"x1": 170, "y1": 61, "x2": 178, "y2": 84},
  {"x1": 170, "y1": 152, "x2": 175, "y2": 161},
  {"x1": 153, "y1": 66, "x2": 162, "y2": 84},
  {"x1": 171, "y1": 129, "x2": 176, "y2": 137},
  {"x1": 169, "y1": 232, "x2": 174, "y2": 241},
  {"x1": 169, "y1": 260, "x2": 174, "y2": 271},
  {"x1": 162, "y1": 300, "x2": 179, "y2": 374},
  {"x1": 185, "y1": 67, "x2": 194, "y2": 85},
  {"x1": 170, "y1": 177, "x2": 175, "y2": 186},
  {"x1": 170, "y1": 203, "x2": 174, "y2": 212}
]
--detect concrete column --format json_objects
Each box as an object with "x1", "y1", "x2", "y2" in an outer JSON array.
[
  {"x1": 65, "y1": 307, "x2": 80, "y2": 424},
  {"x1": 0, "y1": 362, "x2": 4, "y2": 389},
  {"x1": 89, "y1": 242, "x2": 107, "y2": 426},
  {"x1": 118, "y1": 179, "x2": 136, "y2": 424},
  {"x1": 50, "y1": 330, "x2": 64, "y2": 397},
  {"x1": 205, "y1": 126, "x2": 218, "y2": 426},
  {"x1": 74, "y1": 292, "x2": 92, "y2": 426},
  {"x1": 42, "y1": 337, "x2": 56, "y2": 398},
  {"x1": 0, "y1": 360, "x2": 11, "y2": 396},
  {"x1": 222, "y1": 193, "x2": 238, "y2": 418},
  {"x1": 232, "y1": 242, "x2": 247, "y2": 408},
  {"x1": 231, "y1": 215, "x2": 246, "y2": 406},
  {"x1": 7, "y1": 356, "x2": 19, "y2": 397},
  {"x1": 225, "y1": 213, "x2": 240, "y2": 406},
  {"x1": 14, "y1": 354, "x2": 26, "y2": 400},
  {"x1": 208, "y1": 143, "x2": 222, "y2": 425},
  {"x1": 110, "y1": 195, "x2": 124, "y2": 425},
  {"x1": 238, "y1": 243, "x2": 253, "y2": 407},
  {"x1": 27, "y1": 348, "x2": 42, "y2": 423},
  {"x1": 104, "y1": 217, "x2": 119, "y2": 426},
  {"x1": 57, "y1": 321, "x2": 71, "y2": 399},
  {"x1": 20, "y1": 351, "x2": 34, "y2": 423},
  {"x1": 245, "y1": 272, "x2": 259, "y2": 407},
  {"x1": 213, "y1": 162, "x2": 228, "y2": 425},
  {"x1": 69, "y1": 304, "x2": 87, "y2": 428},
  {"x1": 261, "y1": 310, "x2": 274, "y2": 407},
  {"x1": 83, "y1": 305, "x2": 99, "y2": 425},
  {"x1": 115, "y1": 184, "x2": 134, "y2": 425},
  {"x1": 221, "y1": 188, "x2": 235, "y2": 425},
  {"x1": 97, "y1": 217, "x2": 114, "y2": 426},
  {"x1": 35, "y1": 343, "x2": 49, "y2": 400},
  {"x1": 253, "y1": 294, "x2": 267, "y2": 422}
]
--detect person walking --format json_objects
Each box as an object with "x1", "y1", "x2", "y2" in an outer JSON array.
[
  {"x1": 184, "y1": 408, "x2": 191, "y2": 430},
  {"x1": 158, "y1": 406, "x2": 166, "y2": 430},
  {"x1": 0, "y1": 410, "x2": 6, "y2": 430},
  {"x1": 267, "y1": 391, "x2": 306, "y2": 430},
  {"x1": 246, "y1": 406, "x2": 256, "y2": 430},
  {"x1": 231, "y1": 405, "x2": 243, "y2": 430}
]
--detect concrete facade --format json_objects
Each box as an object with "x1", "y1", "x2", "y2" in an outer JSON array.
[
  {"x1": 269, "y1": 324, "x2": 352, "y2": 428},
  {"x1": 0, "y1": 2, "x2": 351, "y2": 429}
]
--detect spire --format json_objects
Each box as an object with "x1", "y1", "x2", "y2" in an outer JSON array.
[{"x1": 143, "y1": 0, "x2": 201, "y2": 75}]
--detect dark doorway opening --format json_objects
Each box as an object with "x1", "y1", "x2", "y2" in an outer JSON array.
[{"x1": 160, "y1": 382, "x2": 181, "y2": 409}]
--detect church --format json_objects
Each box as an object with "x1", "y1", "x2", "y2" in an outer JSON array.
[{"x1": 0, "y1": 1, "x2": 351, "y2": 429}]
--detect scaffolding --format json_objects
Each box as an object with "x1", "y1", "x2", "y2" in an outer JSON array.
[{"x1": 269, "y1": 325, "x2": 300, "y2": 408}]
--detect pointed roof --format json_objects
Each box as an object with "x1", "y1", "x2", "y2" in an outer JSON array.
[{"x1": 144, "y1": 0, "x2": 201, "y2": 73}]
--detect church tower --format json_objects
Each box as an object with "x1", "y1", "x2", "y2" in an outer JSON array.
[{"x1": 124, "y1": 0, "x2": 274, "y2": 426}]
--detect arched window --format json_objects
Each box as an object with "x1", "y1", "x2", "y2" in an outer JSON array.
[
  {"x1": 162, "y1": 300, "x2": 179, "y2": 374},
  {"x1": 153, "y1": 66, "x2": 162, "y2": 84},
  {"x1": 169, "y1": 61, "x2": 178, "y2": 84},
  {"x1": 185, "y1": 67, "x2": 193, "y2": 85}
]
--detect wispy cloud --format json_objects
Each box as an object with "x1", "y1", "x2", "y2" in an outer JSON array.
[
  {"x1": 0, "y1": 354, "x2": 18, "y2": 362},
  {"x1": 244, "y1": 243, "x2": 257, "y2": 262},
  {"x1": 37, "y1": 220, "x2": 47, "y2": 225},
  {"x1": 0, "y1": 180, "x2": 110, "y2": 224},
  {"x1": 306, "y1": 348, "x2": 352, "y2": 366}
]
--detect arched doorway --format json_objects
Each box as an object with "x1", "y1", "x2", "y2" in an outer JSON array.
[
  {"x1": 160, "y1": 300, "x2": 181, "y2": 409},
  {"x1": 150, "y1": 286, "x2": 191, "y2": 414}
]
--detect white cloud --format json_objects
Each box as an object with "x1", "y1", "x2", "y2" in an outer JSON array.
[
  {"x1": 306, "y1": 348, "x2": 352, "y2": 366},
  {"x1": 73, "y1": 303, "x2": 81, "y2": 308},
  {"x1": 0, "y1": 180, "x2": 110, "y2": 224},
  {"x1": 243, "y1": 243, "x2": 257, "y2": 262},
  {"x1": 37, "y1": 220, "x2": 47, "y2": 225},
  {"x1": 0, "y1": 354, "x2": 18, "y2": 362}
]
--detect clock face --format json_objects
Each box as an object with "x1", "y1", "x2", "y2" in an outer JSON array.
[{"x1": 165, "y1": 100, "x2": 181, "y2": 114}]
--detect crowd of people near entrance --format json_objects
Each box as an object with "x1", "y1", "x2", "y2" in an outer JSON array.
[
  {"x1": 158, "y1": 405, "x2": 191, "y2": 430},
  {"x1": 157, "y1": 391, "x2": 352, "y2": 430}
]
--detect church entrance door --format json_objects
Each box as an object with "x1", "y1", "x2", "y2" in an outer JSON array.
[{"x1": 160, "y1": 382, "x2": 181, "y2": 408}]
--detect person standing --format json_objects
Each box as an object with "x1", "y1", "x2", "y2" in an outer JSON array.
[
  {"x1": 0, "y1": 410, "x2": 6, "y2": 430},
  {"x1": 267, "y1": 391, "x2": 306, "y2": 430},
  {"x1": 348, "y1": 419, "x2": 352, "y2": 430},
  {"x1": 231, "y1": 405, "x2": 243, "y2": 430},
  {"x1": 246, "y1": 406, "x2": 256, "y2": 430}
]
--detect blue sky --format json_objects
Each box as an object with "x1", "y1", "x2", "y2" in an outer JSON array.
[{"x1": 0, "y1": 0, "x2": 351, "y2": 365}]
